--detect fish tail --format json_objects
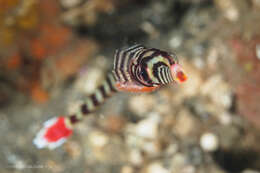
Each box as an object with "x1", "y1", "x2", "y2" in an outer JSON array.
[{"x1": 33, "y1": 73, "x2": 118, "y2": 149}]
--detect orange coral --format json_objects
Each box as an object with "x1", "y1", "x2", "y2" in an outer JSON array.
[
  {"x1": 30, "y1": 38, "x2": 47, "y2": 60},
  {"x1": 17, "y1": 7, "x2": 38, "y2": 30},
  {"x1": 0, "y1": 0, "x2": 19, "y2": 13},
  {"x1": 30, "y1": 82, "x2": 49, "y2": 103},
  {"x1": 54, "y1": 40, "x2": 98, "y2": 80},
  {"x1": 6, "y1": 52, "x2": 21, "y2": 70},
  {"x1": 0, "y1": 0, "x2": 98, "y2": 104},
  {"x1": 41, "y1": 24, "x2": 71, "y2": 52}
]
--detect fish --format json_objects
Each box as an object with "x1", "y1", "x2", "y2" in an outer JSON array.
[{"x1": 33, "y1": 44, "x2": 187, "y2": 149}]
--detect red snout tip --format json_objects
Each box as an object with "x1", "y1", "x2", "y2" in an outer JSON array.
[{"x1": 177, "y1": 71, "x2": 187, "y2": 82}]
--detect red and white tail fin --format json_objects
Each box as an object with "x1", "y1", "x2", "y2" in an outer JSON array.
[{"x1": 33, "y1": 116, "x2": 73, "y2": 150}]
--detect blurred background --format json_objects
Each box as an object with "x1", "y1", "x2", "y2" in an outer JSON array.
[{"x1": 0, "y1": 0, "x2": 260, "y2": 173}]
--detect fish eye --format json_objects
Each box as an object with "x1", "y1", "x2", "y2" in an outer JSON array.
[{"x1": 170, "y1": 53, "x2": 179, "y2": 64}]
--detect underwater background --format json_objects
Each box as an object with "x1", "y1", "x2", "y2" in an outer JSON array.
[{"x1": 1, "y1": 0, "x2": 260, "y2": 173}]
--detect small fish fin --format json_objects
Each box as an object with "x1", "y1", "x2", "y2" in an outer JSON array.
[
  {"x1": 33, "y1": 116, "x2": 73, "y2": 150},
  {"x1": 115, "y1": 81, "x2": 159, "y2": 93}
]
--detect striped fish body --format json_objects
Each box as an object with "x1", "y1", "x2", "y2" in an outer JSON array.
[
  {"x1": 33, "y1": 73, "x2": 118, "y2": 149},
  {"x1": 112, "y1": 45, "x2": 180, "y2": 92},
  {"x1": 68, "y1": 44, "x2": 182, "y2": 124},
  {"x1": 69, "y1": 73, "x2": 118, "y2": 124},
  {"x1": 33, "y1": 45, "x2": 187, "y2": 149}
]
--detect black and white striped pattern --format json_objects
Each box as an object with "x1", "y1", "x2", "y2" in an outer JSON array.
[
  {"x1": 156, "y1": 65, "x2": 174, "y2": 84},
  {"x1": 113, "y1": 44, "x2": 178, "y2": 87},
  {"x1": 68, "y1": 73, "x2": 117, "y2": 124},
  {"x1": 67, "y1": 45, "x2": 178, "y2": 125},
  {"x1": 112, "y1": 45, "x2": 145, "y2": 82}
]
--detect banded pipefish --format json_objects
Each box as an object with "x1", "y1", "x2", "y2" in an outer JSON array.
[{"x1": 33, "y1": 44, "x2": 187, "y2": 149}]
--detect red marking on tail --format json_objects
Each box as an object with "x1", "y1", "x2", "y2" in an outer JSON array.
[
  {"x1": 33, "y1": 116, "x2": 73, "y2": 149},
  {"x1": 44, "y1": 117, "x2": 72, "y2": 142}
]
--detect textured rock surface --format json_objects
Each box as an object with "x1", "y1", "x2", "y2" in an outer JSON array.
[{"x1": 1, "y1": 0, "x2": 260, "y2": 173}]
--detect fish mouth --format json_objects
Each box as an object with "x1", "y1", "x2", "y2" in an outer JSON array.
[{"x1": 170, "y1": 64, "x2": 188, "y2": 83}]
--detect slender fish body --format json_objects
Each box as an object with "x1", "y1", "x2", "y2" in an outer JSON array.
[
  {"x1": 68, "y1": 73, "x2": 117, "y2": 125},
  {"x1": 33, "y1": 45, "x2": 187, "y2": 149}
]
